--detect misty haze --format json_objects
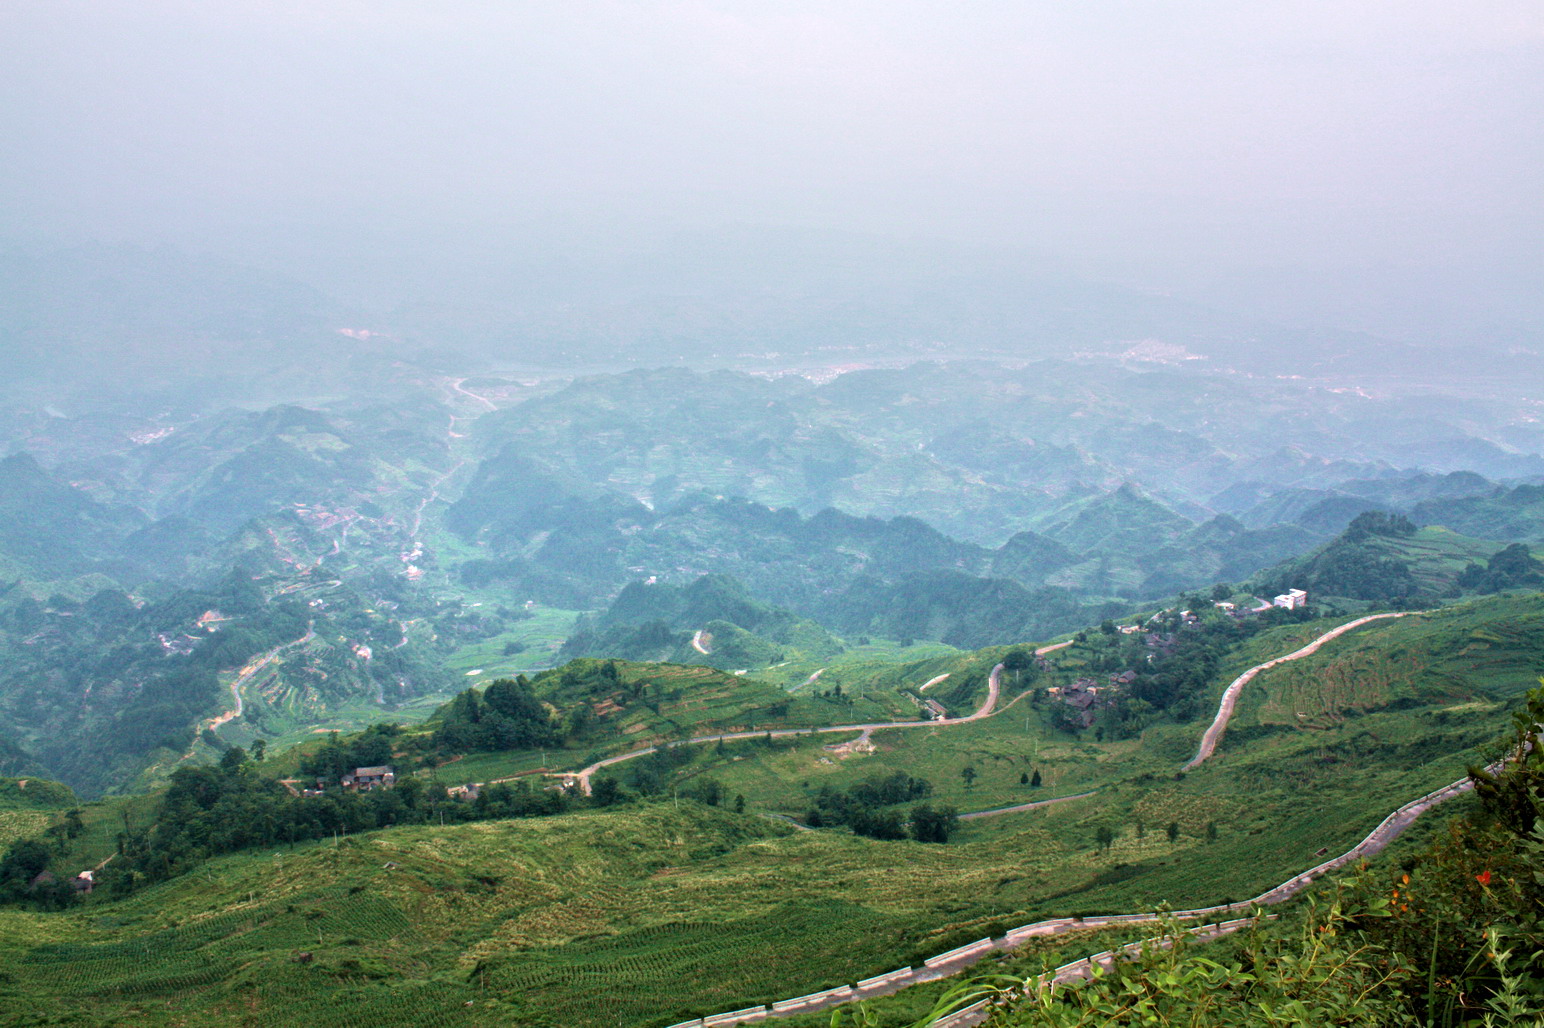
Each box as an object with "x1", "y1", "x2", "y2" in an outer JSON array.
[{"x1": 0, "y1": 4, "x2": 1540, "y2": 1026}]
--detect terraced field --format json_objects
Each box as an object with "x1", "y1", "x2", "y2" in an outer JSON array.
[{"x1": 0, "y1": 809, "x2": 52, "y2": 848}]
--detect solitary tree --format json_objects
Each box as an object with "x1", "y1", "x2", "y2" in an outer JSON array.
[
  {"x1": 960, "y1": 765, "x2": 977, "y2": 790},
  {"x1": 1030, "y1": 769, "x2": 1042, "y2": 788},
  {"x1": 1002, "y1": 648, "x2": 1034, "y2": 687},
  {"x1": 1095, "y1": 825, "x2": 1115, "y2": 853},
  {"x1": 1019, "y1": 771, "x2": 1029, "y2": 785},
  {"x1": 1166, "y1": 821, "x2": 1180, "y2": 843},
  {"x1": 1205, "y1": 821, "x2": 1218, "y2": 842},
  {"x1": 733, "y1": 794, "x2": 745, "y2": 814}
]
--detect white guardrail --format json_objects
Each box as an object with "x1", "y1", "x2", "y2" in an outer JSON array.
[
  {"x1": 704, "y1": 1006, "x2": 770, "y2": 1026},
  {"x1": 923, "y1": 938, "x2": 995, "y2": 968},
  {"x1": 857, "y1": 968, "x2": 914, "y2": 989}
]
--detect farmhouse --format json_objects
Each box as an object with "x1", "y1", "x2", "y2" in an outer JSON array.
[{"x1": 342, "y1": 765, "x2": 396, "y2": 791}]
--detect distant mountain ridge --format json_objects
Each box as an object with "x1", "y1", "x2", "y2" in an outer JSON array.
[{"x1": 0, "y1": 357, "x2": 1539, "y2": 792}]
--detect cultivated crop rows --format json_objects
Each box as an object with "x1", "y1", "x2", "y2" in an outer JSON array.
[
  {"x1": 9, "y1": 888, "x2": 418, "y2": 1004},
  {"x1": 488, "y1": 904, "x2": 897, "y2": 1028}
]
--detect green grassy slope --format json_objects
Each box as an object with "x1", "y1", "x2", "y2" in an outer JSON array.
[{"x1": 0, "y1": 593, "x2": 1538, "y2": 1027}]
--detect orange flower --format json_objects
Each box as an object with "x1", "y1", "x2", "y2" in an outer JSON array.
[{"x1": 1476, "y1": 870, "x2": 1492, "y2": 886}]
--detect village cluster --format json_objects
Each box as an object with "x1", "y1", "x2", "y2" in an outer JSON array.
[{"x1": 1046, "y1": 588, "x2": 1309, "y2": 727}]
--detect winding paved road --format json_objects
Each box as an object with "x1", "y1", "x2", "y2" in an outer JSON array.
[
  {"x1": 1183, "y1": 611, "x2": 1422, "y2": 770},
  {"x1": 564, "y1": 664, "x2": 1005, "y2": 794}
]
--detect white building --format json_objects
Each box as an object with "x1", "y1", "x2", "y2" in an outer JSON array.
[{"x1": 1273, "y1": 588, "x2": 1309, "y2": 610}]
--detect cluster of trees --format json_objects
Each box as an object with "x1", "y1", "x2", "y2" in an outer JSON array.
[
  {"x1": 1341, "y1": 510, "x2": 1417, "y2": 543},
  {"x1": 803, "y1": 771, "x2": 956, "y2": 842},
  {"x1": 1308, "y1": 547, "x2": 1418, "y2": 601},
  {"x1": 1260, "y1": 510, "x2": 1420, "y2": 602},
  {"x1": 1456, "y1": 542, "x2": 1544, "y2": 594},
  {"x1": 431, "y1": 676, "x2": 566, "y2": 754},
  {"x1": 298, "y1": 723, "x2": 399, "y2": 783}
]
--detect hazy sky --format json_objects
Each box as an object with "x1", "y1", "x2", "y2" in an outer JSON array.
[{"x1": 2, "y1": 1, "x2": 1540, "y2": 337}]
